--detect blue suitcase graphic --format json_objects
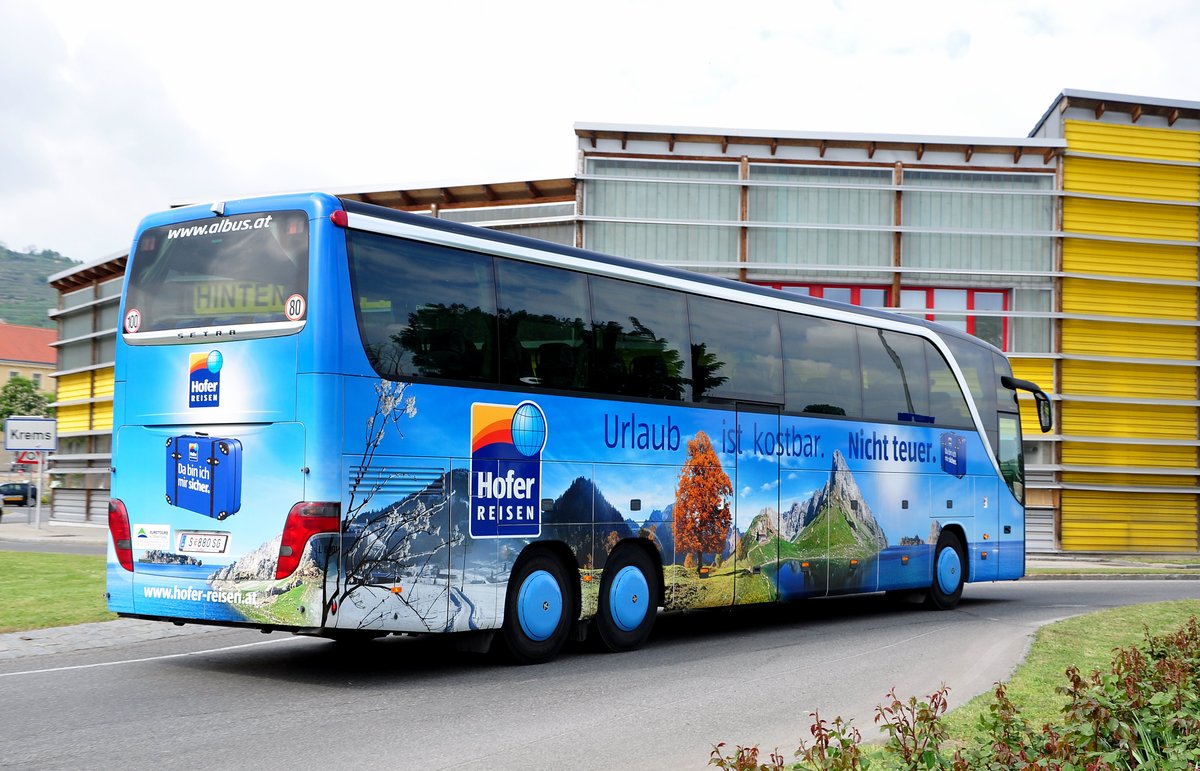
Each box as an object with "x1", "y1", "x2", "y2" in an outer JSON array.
[
  {"x1": 940, "y1": 432, "x2": 966, "y2": 478},
  {"x1": 165, "y1": 435, "x2": 243, "y2": 520}
]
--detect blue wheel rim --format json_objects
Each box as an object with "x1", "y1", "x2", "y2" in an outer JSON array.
[
  {"x1": 936, "y1": 546, "x2": 961, "y2": 595},
  {"x1": 516, "y1": 569, "x2": 562, "y2": 642},
  {"x1": 609, "y1": 565, "x2": 650, "y2": 632}
]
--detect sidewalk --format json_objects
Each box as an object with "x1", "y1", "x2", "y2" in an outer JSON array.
[{"x1": 0, "y1": 509, "x2": 107, "y2": 548}]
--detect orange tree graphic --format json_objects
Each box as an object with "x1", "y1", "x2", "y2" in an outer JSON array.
[{"x1": 673, "y1": 430, "x2": 732, "y2": 574}]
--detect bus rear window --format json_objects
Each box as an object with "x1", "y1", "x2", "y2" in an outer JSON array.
[{"x1": 125, "y1": 211, "x2": 309, "y2": 335}]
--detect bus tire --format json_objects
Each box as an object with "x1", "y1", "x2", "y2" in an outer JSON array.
[
  {"x1": 596, "y1": 546, "x2": 659, "y2": 653},
  {"x1": 502, "y1": 550, "x2": 572, "y2": 665},
  {"x1": 926, "y1": 530, "x2": 966, "y2": 610}
]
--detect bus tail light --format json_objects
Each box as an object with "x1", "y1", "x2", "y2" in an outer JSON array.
[
  {"x1": 276, "y1": 501, "x2": 340, "y2": 580},
  {"x1": 108, "y1": 498, "x2": 134, "y2": 572}
]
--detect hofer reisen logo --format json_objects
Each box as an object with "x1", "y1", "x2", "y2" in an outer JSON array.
[
  {"x1": 469, "y1": 401, "x2": 547, "y2": 539},
  {"x1": 189, "y1": 350, "x2": 222, "y2": 408}
]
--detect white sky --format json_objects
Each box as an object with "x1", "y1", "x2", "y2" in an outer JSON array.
[{"x1": 3, "y1": 0, "x2": 1198, "y2": 264}]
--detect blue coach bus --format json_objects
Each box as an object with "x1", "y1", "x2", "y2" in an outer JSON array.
[{"x1": 106, "y1": 193, "x2": 1051, "y2": 663}]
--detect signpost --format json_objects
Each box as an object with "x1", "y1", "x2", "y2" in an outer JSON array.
[{"x1": 4, "y1": 416, "x2": 56, "y2": 527}]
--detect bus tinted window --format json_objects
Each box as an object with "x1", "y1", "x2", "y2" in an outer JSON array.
[
  {"x1": 126, "y1": 210, "x2": 309, "y2": 333},
  {"x1": 944, "y1": 336, "x2": 1000, "y2": 453},
  {"x1": 590, "y1": 277, "x2": 690, "y2": 400},
  {"x1": 781, "y1": 315, "x2": 861, "y2": 417},
  {"x1": 688, "y1": 296, "x2": 782, "y2": 403},
  {"x1": 347, "y1": 232, "x2": 498, "y2": 382},
  {"x1": 927, "y1": 346, "x2": 974, "y2": 427},
  {"x1": 858, "y1": 329, "x2": 933, "y2": 422},
  {"x1": 497, "y1": 260, "x2": 590, "y2": 390}
]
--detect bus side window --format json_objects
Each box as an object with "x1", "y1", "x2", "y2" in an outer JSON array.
[
  {"x1": 781, "y1": 314, "x2": 860, "y2": 417},
  {"x1": 859, "y1": 330, "x2": 932, "y2": 423},
  {"x1": 926, "y1": 343, "x2": 973, "y2": 427},
  {"x1": 497, "y1": 260, "x2": 590, "y2": 390},
  {"x1": 590, "y1": 277, "x2": 690, "y2": 401},
  {"x1": 688, "y1": 296, "x2": 782, "y2": 403},
  {"x1": 945, "y1": 337, "x2": 1000, "y2": 455},
  {"x1": 347, "y1": 231, "x2": 498, "y2": 383}
]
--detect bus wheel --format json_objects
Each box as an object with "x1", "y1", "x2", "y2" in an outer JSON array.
[
  {"x1": 502, "y1": 551, "x2": 572, "y2": 665},
  {"x1": 596, "y1": 547, "x2": 659, "y2": 652},
  {"x1": 926, "y1": 530, "x2": 965, "y2": 610}
]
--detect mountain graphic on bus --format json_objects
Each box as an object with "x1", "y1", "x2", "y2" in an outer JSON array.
[{"x1": 744, "y1": 450, "x2": 888, "y2": 564}]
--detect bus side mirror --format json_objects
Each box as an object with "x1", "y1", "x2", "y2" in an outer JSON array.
[
  {"x1": 1001, "y1": 375, "x2": 1053, "y2": 434},
  {"x1": 1033, "y1": 390, "x2": 1052, "y2": 433}
]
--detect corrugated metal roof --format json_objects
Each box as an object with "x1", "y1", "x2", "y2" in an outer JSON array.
[
  {"x1": 575, "y1": 121, "x2": 1063, "y2": 150},
  {"x1": 47, "y1": 250, "x2": 127, "y2": 291},
  {"x1": 1030, "y1": 90, "x2": 1200, "y2": 138}
]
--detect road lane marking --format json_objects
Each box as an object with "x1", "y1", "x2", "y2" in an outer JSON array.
[{"x1": 0, "y1": 635, "x2": 308, "y2": 679}]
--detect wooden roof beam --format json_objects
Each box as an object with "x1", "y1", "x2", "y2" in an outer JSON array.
[
  {"x1": 867, "y1": 141, "x2": 876, "y2": 159},
  {"x1": 1168, "y1": 108, "x2": 1180, "y2": 126},
  {"x1": 588, "y1": 132, "x2": 597, "y2": 148},
  {"x1": 964, "y1": 145, "x2": 974, "y2": 162},
  {"x1": 441, "y1": 188, "x2": 456, "y2": 204},
  {"x1": 397, "y1": 190, "x2": 415, "y2": 207},
  {"x1": 668, "y1": 134, "x2": 676, "y2": 152},
  {"x1": 482, "y1": 185, "x2": 496, "y2": 201},
  {"x1": 621, "y1": 132, "x2": 628, "y2": 150},
  {"x1": 819, "y1": 140, "x2": 827, "y2": 158},
  {"x1": 1094, "y1": 102, "x2": 1105, "y2": 119},
  {"x1": 525, "y1": 181, "x2": 542, "y2": 197},
  {"x1": 1043, "y1": 147, "x2": 1054, "y2": 164},
  {"x1": 1013, "y1": 147, "x2": 1023, "y2": 163},
  {"x1": 770, "y1": 138, "x2": 778, "y2": 156},
  {"x1": 721, "y1": 136, "x2": 729, "y2": 153},
  {"x1": 1131, "y1": 104, "x2": 1143, "y2": 123},
  {"x1": 916, "y1": 143, "x2": 925, "y2": 160}
]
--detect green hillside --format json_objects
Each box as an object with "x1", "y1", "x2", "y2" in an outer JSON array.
[
  {"x1": 0, "y1": 246, "x2": 78, "y2": 328},
  {"x1": 795, "y1": 506, "x2": 878, "y2": 560}
]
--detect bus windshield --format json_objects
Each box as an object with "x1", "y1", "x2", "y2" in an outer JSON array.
[{"x1": 124, "y1": 210, "x2": 309, "y2": 335}]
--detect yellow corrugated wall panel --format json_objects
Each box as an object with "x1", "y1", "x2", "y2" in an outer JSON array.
[
  {"x1": 1061, "y1": 490, "x2": 1197, "y2": 552},
  {"x1": 1062, "y1": 278, "x2": 1196, "y2": 320},
  {"x1": 1064, "y1": 155, "x2": 1200, "y2": 201},
  {"x1": 1063, "y1": 239, "x2": 1198, "y2": 280},
  {"x1": 56, "y1": 372, "x2": 92, "y2": 402},
  {"x1": 1009, "y1": 358, "x2": 1054, "y2": 391},
  {"x1": 92, "y1": 403, "x2": 112, "y2": 432},
  {"x1": 1018, "y1": 398, "x2": 1044, "y2": 438},
  {"x1": 93, "y1": 368, "x2": 114, "y2": 398},
  {"x1": 57, "y1": 404, "x2": 91, "y2": 433},
  {"x1": 1063, "y1": 442, "x2": 1197, "y2": 468},
  {"x1": 1063, "y1": 197, "x2": 1199, "y2": 241},
  {"x1": 1063, "y1": 472, "x2": 1196, "y2": 487},
  {"x1": 1062, "y1": 361, "x2": 1196, "y2": 400},
  {"x1": 1065, "y1": 119, "x2": 1200, "y2": 162},
  {"x1": 1061, "y1": 401, "x2": 1197, "y2": 439},
  {"x1": 1061, "y1": 320, "x2": 1195, "y2": 359}
]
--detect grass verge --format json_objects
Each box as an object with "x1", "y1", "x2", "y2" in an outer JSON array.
[
  {"x1": 0, "y1": 551, "x2": 116, "y2": 633},
  {"x1": 942, "y1": 599, "x2": 1200, "y2": 745}
]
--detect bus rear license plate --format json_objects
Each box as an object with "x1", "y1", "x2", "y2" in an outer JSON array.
[{"x1": 177, "y1": 531, "x2": 230, "y2": 554}]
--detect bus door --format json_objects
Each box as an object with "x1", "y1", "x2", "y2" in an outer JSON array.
[
  {"x1": 973, "y1": 474, "x2": 1000, "y2": 582},
  {"x1": 734, "y1": 404, "x2": 785, "y2": 605}
]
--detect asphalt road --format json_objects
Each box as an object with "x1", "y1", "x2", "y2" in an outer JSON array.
[{"x1": 1, "y1": 580, "x2": 1197, "y2": 770}]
